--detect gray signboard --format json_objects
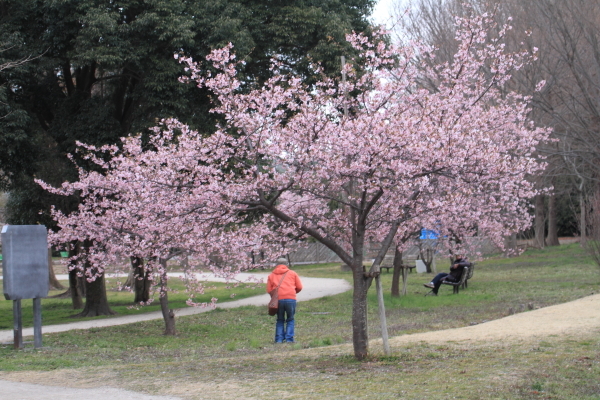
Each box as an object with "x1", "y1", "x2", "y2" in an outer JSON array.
[{"x1": 2, "y1": 225, "x2": 49, "y2": 300}]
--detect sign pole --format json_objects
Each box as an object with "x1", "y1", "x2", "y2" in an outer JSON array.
[
  {"x1": 375, "y1": 275, "x2": 391, "y2": 356},
  {"x1": 33, "y1": 298, "x2": 42, "y2": 348},
  {"x1": 13, "y1": 299, "x2": 23, "y2": 349}
]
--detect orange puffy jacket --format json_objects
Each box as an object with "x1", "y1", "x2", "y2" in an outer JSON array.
[{"x1": 266, "y1": 264, "x2": 303, "y2": 300}]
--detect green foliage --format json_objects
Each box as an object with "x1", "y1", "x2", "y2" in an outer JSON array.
[
  {"x1": 0, "y1": 0, "x2": 375, "y2": 224},
  {"x1": 0, "y1": 85, "x2": 33, "y2": 191}
]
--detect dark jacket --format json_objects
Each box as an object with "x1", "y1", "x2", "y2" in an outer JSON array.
[{"x1": 449, "y1": 257, "x2": 470, "y2": 280}]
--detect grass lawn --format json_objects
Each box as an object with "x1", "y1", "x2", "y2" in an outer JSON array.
[
  {"x1": 0, "y1": 243, "x2": 599, "y2": 399},
  {"x1": 0, "y1": 276, "x2": 264, "y2": 329}
]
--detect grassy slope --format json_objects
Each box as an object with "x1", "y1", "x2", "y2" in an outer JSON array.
[{"x1": 0, "y1": 243, "x2": 599, "y2": 399}]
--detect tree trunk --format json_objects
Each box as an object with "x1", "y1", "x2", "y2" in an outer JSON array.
[
  {"x1": 68, "y1": 243, "x2": 84, "y2": 309},
  {"x1": 130, "y1": 256, "x2": 151, "y2": 304},
  {"x1": 425, "y1": 247, "x2": 433, "y2": 273},
  {"x1": 159, "y1": 258, "x2": 176, "y2": 335},
  {"x1": 419, "y1": 241, "x2": 434, "y2": 273},
  {"x1": 401, "y1": 265, "x2": 408, "y2": 296},
  {"x1": 47, "y1": 248, "x2": 65, "y2": 290},
  {"x1": 351, "y1": 266, "x2": 369, "y2": 360},
  {"x1": 534, "y1": 194, "x2": 546, "y2": 248},
  {"x1": 72, "y1": 240, "x2": 114, "y2": 317},
  {"x1": 68, "y1": 269, "x2": 84, "y2": 309},
  {"x1": 546, "y1": 193, "x2": 560, "y2": 246},
  {"x1": 504, "y1": 232, "x2": 517, "y2": 257},
  {"x1": 75, "y1": 273, "x2": 116, "y2": 317},
  {"x1": 580, "y1": 192, "x2": 587, "y2": 246},
  {"x1": 585, "y1": 191, "x2": 600, "y2": 267},
  {"x1": 391, "y1": 247, "x2": 402, "y2": 297}
]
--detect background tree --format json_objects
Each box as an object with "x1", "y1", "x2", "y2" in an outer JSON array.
[
  {"x1": 585, "y1": 188, "x2": 600, "y2": 269},
  {"x1": 398, "y1": 0, "x2": 600, "y2": 246},
  {"x1": 1, "y1": 0, "x2": 374, "y2": 220},
  {"x1": 1, "y1": 0, "x2": 375, "y2": 314}
]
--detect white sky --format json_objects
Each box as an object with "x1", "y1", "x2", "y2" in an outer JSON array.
[{"x1": 371, "y1": 0, "x2": 398, "y2": 28}]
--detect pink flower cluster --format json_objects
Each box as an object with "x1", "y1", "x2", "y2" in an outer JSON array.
[{"x1": 39, "y1": 15, "x2": 550, "y2": 301}]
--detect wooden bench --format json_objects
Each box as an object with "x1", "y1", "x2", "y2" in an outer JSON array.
[
  {"x1": 380, "y1": 264, "x2": 416, "y2": 273},
  {"x1": 462, "y1": 263, "x2": 475, "y2": 289},
  {"x1": 441, "y1": 263, "x2": 474, "y2": 293}
]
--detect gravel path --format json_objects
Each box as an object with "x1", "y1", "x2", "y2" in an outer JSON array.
[
  {"x1": 303, "y1": 292, "x2": 600, "y2": 356},
  {"x1": 0, "y1": 381, "x2": 182, "y2": 400},
  {"x1": 386, "y1": 292, "x2": 600, "y2": 345}
]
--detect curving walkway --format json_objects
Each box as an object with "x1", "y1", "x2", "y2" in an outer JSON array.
[
  {"x1": 0, "y1": 273, "x2": 351, "y2": 343},
  {"x1": 0, "y1": 272, "x2": 351, "y2": 399}
]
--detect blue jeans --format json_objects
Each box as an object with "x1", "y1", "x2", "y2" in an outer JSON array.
[
  {"x1": 275, "y1": 299, "x2": 296, "y2": 343},
  {"x1": 431, "y1": 272, "x2": 450, "y2": 294},
  {"x1": 431, "y1": 272, "x2": 458, "y2": 294}
]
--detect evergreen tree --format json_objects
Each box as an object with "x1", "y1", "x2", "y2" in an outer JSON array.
[{"x1": 0, "y1": 0, "x2": 374, "y2": 315}]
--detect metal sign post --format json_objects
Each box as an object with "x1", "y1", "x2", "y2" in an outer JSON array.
[
  {"x1": 13, "y1": 299, "x2": 22, "y2": 349},
  {"x1": 2, "y1": 225, "x2": 49, "y2": 349}
]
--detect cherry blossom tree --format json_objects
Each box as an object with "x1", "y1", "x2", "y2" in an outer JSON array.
[
  {"x1": 41, "y1": 14, "x2": 549, "y2": 357},
  {"x1": 174, "y1": 16, "x2": 548, "y2": 359},
  {"x1": 39, "y1": 132, "x2": 285, "y2": 333}
]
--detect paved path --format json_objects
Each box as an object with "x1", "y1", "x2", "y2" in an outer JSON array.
[
  {"x1": 0, "y1": 381, "x2": 182, "y2": 400},
  {"x1": 0, "y1": 272, "x2": 351, "y2": 400},
  {"x1": 0, "y1": 272, "x2": 351, "y2": 343}
]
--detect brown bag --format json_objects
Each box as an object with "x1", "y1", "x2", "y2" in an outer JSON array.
[{"x1": 268, "y1": 271, "x2": 288, "y2": 316}]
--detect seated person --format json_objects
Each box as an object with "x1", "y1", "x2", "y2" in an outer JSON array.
[{"x1": 424, "y1": 254, "x2": 469, "y2": 295}]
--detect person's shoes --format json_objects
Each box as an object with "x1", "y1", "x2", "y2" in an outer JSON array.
[{"x1": 424, "y1": 282, "x2": 434, "y2": 289}]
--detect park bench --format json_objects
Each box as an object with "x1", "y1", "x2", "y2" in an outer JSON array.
[
  {"x1": 440, "y1": 263, "x2": 475, "y2": 294},
  {"x1": 425, "y1": 263, "x2": 474, "y2": 296},
  {"x1": 463, "y1": 262, "x2": 475, "y2": 288},
  {"x1": 379, "y1": 253, "x2": 419, "y2": 274},
  {"x1": 380, "y1": 264, "x2": 416, "y2": 273}
]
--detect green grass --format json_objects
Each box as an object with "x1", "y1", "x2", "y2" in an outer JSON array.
[
  {"x1": 0, "y1": 277, "x2": 264, "y2": 329},
  {"x1": 0, "y1": 243, "x2": 598, "y2": 399}
]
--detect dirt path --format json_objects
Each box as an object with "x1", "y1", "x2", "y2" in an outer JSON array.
[
  {"x1": 387, "y1": 292, "x2": 600, "y2": 345},
  {"x1": 302, "y1": 292, "x2": 600, "y2": 356}
]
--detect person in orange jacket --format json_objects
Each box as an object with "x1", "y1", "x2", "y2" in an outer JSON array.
[{"x1": 266, "y1": 264, "x2": 303, "y2": 343}]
